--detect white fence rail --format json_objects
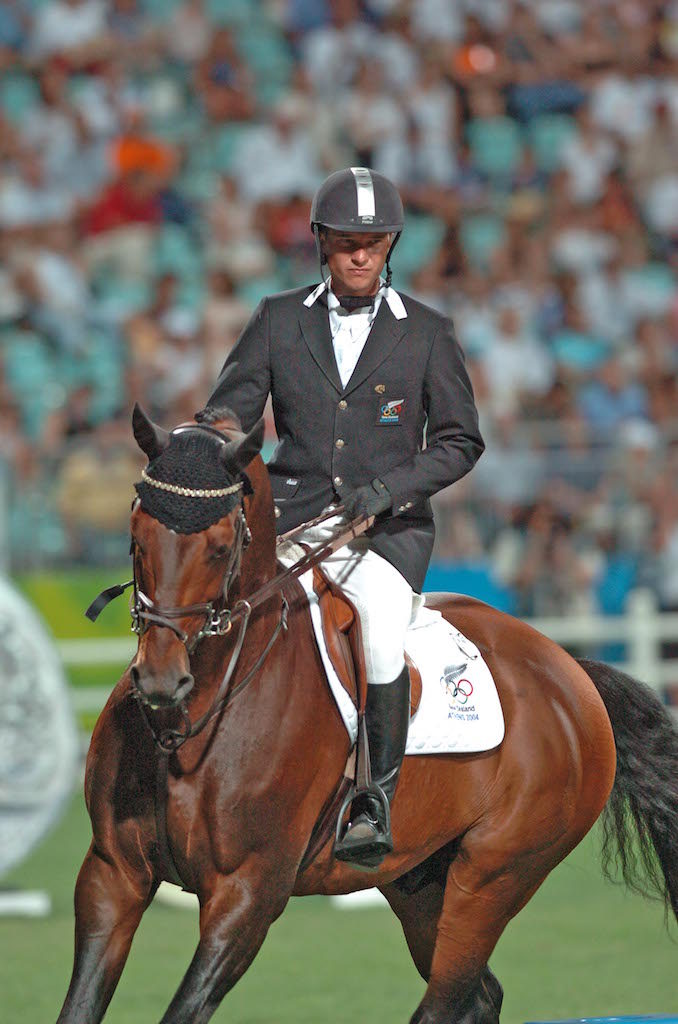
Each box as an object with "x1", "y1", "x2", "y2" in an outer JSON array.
[{"x1": 60, "y1": 588, "x2": 678, "y2": 714}]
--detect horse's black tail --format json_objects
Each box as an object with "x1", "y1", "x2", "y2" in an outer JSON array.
[{"x1": 578, "y1": 658, "x2": 678, "y2": 924}]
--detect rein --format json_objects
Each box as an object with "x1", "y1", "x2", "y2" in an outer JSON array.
[{"x1": 86, "y1": 502, "x2": 372, "y2": 889}]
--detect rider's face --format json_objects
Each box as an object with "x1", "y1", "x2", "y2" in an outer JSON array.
[{"x1": 323, "y1": 229, "x2": 392, "y2": 297}]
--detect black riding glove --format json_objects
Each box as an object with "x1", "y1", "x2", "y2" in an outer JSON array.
[{"x1": 340, "y1": 478, "x2": 392, "y2": 521}]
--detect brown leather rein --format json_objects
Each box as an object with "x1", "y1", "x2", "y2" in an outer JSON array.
[{"x1": 86, "y1": 504, "x2": 374, "y2": 754}]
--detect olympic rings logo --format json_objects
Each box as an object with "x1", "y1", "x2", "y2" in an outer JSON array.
[{"x1": 441, "y1": 675, "x2": 474, "y2": 705}]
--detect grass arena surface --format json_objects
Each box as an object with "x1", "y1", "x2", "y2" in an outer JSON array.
[{"x1": 3, "y1": 794, "x2": 676, "y2": 1023}]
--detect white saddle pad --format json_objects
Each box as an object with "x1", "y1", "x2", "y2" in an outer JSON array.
[{"x1": 287, "y1": 560, "x2": 505, "y2": 756}]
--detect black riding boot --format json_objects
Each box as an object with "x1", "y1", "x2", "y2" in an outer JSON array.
[{"x1": 334, "y1": 665, "x2": 410, "y2": 869}]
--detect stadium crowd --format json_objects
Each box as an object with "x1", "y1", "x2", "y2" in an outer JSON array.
[{"x1": 1, "y1": 0, "x2": 678, "y2": 621}]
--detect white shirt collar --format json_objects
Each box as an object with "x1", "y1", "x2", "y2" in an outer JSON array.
[{"x1": 303, "y1": 277, "x2": 407, "y2": 320}]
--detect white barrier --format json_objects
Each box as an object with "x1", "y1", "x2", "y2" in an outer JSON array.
[{"x1": 59, "y1": 588, "x2": 678, "y2": 713}]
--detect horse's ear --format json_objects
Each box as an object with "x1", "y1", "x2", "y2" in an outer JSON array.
[
  {"x1": 220, "y1": 417, "x2": 265, "y2": 473},
  {"x1": 132, "y1": 403, "x2": 170, "y2": 461}
]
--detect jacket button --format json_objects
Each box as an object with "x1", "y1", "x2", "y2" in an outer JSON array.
[
  {"x1": 335, "y1": 438, "x2": 345, "y2": 449},
  {"x1": 334, "y1": 475, "x2": 343, "y2": 486},
  {"x1": 338, "y1": 400, "x2": 347, "y2": 410},
  {"x1": 274, "y1": 506, "x2": 281, "y2": 518}
]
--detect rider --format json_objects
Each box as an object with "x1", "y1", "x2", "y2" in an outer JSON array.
[{"x1": 200, "y1": 167, "x2": 484, "y2": 867}]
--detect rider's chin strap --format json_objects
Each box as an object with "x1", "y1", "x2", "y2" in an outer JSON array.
[{"x1": 85, "y1": 580, "x2": 134, "y2": 622}]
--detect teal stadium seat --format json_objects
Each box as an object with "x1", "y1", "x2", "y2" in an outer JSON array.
[
  {"x1": 0, "y1": 72, "x2": 40, "y2": 122},
  {"x1": 237, "y1": 272, "x2": 288, "y2": 308},
  {"x1": 527, "y1": 113, "x2": 576, "y2": 173},
  {"x1": 467, "y1": 116, "x2": 524, "y2": 181},
  {"x1": 2, "y1": 330, "x2": 56, "y2": 437},
  {"x1": 236, "y1": 25, "x2": 293, "y2": 104},
  {"x1": 153, "y1": 224, "x2": 203, "y2": 278},
  {"x1": 210, "y1": 124, "x2": 252, "y2": 174},
  {"x1": 93, "y1": 278, "x2": 151, "y2": 322},
  {"x1": 206, "y1": 0, "x2": 254, "y2": 26},
  {"x1": 141, "y1": 0, "x2": 182, "y2": 19},
  {"x1": 395, "y1": 215, "x2": 446, "y2": 281},
  {"x1": 460, "y1": 214, "x2": 507, "y2": 269}
]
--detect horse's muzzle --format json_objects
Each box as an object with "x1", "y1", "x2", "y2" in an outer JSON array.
[{"x1": 130, "y1": 663, "x2": 194, "y2": 710}]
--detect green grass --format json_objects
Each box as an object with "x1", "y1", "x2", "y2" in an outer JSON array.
[{"x1": 3, "y1": 793, "x2": 676, "y2": 1024}]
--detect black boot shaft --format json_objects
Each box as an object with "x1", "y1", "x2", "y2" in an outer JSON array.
[{"x1": 364, "y1": 666, "x2": 410, "y2": 800}]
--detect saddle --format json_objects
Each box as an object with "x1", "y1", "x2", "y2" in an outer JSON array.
[{"x1": 311, "y1": 566, "x2": 422, "y2": 722}]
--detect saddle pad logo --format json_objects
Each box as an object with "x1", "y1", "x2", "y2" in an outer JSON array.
[
  {"x1": 440, "y1": 666, "x2": 478, "y2": 720},
  {"x1": 378, "y1": 398, "x2": 404, "y2": 424}
]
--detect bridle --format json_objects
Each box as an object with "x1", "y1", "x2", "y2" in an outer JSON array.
[
  {"x1": 85, "y1": 425, "x2": 371, "y2": 757},
  {"x1": 86, "y1": 423, "x2": 289, "y2": 753},
  {"x1": 130, "y1": 503, "x2": 251, "y2": 656}
]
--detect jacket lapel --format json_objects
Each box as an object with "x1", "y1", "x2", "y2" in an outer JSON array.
[
  {"x1": 341, "y1": 300, "x2": 409, "y2": 397},
  {"x1": 299, "y1": 296, "x2": 343, "y2": 395}
]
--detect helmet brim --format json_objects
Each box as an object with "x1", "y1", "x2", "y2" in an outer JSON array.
[{"x1": 313, "y1": 221, "x2": 403, "y2": 233}]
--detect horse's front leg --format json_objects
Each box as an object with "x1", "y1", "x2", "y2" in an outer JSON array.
[
  {"x1": 159, "y1": 859, "x2": 293, "y2": 1024},
  {"x1": 57, "y1": 843, "x2": 155, "y2": 1023}
]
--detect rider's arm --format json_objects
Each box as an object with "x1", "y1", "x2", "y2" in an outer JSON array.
[
  {"x1": 378, "y1": 317, "x2": 484, "y2": 514},
  {"x1": 201, "y1": 298, "x2": 271, "y2": 432}
]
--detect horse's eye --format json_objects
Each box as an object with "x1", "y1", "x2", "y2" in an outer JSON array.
[{"x1": 210, "y1": 545, "x2": 229, "y2": 561}]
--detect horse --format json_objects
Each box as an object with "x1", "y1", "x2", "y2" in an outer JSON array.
[{"x1": 57, "y1": 405, "x2": 678, "y2": 1024}]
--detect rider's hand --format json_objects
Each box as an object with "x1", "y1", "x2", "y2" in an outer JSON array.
[{"x1": 340, "y1": 478, "x2": 392, "y2": 521}]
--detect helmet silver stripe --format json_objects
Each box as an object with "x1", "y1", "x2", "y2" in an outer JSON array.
[{"x1": 350, "y1": 166, "x2": 375, "y2": 218}]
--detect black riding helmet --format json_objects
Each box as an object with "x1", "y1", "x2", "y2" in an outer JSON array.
[{"x1": 310, "y1": 167, "x2": 404, "y2": 287}]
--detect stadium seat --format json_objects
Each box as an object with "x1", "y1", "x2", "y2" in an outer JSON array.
[
  {"x1": 0, "y1": 72, "x2": 40, "y2": 122},
  {"x1": 236, "y1": 25, "x2": 294, "y2": 101},
  {"x1": 153, "y1": 224, "x2": 203, "y2": 277},
  {"x1": 527, "y1": 113, "x2": 576, "y2": 173},
  {"x1": 210, "y1": 124, "x2": 252, "y2": 174},
  {"x1": 206, "y1": 0, "x2": 254, "y2": 25},
  {"x1": 467, "y1": 116, "x2": 524, "y2": 181},
  {"x1": 92, "y1": 278, "x2": 152, "y2": 323},
  {"x1": 396, "y1": 215, "x2": 446, "y2": 278},
  {"x1": 460, "y1": 214, "x2": 507, "y2": 269},
  {"x1": 141, "y1": 0, "x2": 182, "y2": 18},
  {"x1": 237, "y1": 272, "x2": 288, "y2": 307}
]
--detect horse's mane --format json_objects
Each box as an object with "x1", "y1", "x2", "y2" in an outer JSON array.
[{"x1": 194, "y1": 404, "x2": 242, "y2": 434}]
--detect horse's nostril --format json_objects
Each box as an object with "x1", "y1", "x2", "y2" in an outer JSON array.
[
  {"x1": 175, "y1": 675, "x2": 194, "y2": 702},
  {"x1": 130, "y1": 665, "x2": 140, "y2": 688}
]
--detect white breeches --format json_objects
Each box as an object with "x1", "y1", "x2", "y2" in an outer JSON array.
[{"x1": 295, "y1": 515, "x2": 414, "y2": 685}]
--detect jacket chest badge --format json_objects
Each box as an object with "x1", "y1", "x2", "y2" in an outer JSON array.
[{"x1": 378, "y1": 398, "x2": 404, "y2": 425}]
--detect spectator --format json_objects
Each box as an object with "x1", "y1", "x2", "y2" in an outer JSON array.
[
  {"x1": 481, "y1": 302, "x2": 554, "y2": 418},
  {"x1": 30, "y1": 0, "x2": 109, "y2": 65},
  {"x1": 301, "y1": 0, "x2": 376, "y2": 95},
  {"x1": 559, "y1": 103, "x2": 618, "y2": 204},
  {"x1": 165, "y1": 0, "x2": 211, "y2": 66},
  {"x1": 231, "y1": 96, "x2": 322, "y2": 203},
  {"x1": 194, "y1": 26, "x2": 255, "y2": 122},
  {"x1": 577, "y1": 356, "x2": 649, "y2": 439},
  {"x1": 340, "y1": 58, "x2": 407, "y2": 175}
]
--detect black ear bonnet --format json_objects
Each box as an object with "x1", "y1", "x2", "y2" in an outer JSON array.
[{"x1": 135, "y1": 427, "x2": 251, "y2": 535}]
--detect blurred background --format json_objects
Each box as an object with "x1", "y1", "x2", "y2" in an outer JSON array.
[
  {"x1": 1, "y1": 1, "x2": 678, "y2": 1019},
  {"x1": 3, "y1": 0, "x2": 678, "y2": 626}
]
